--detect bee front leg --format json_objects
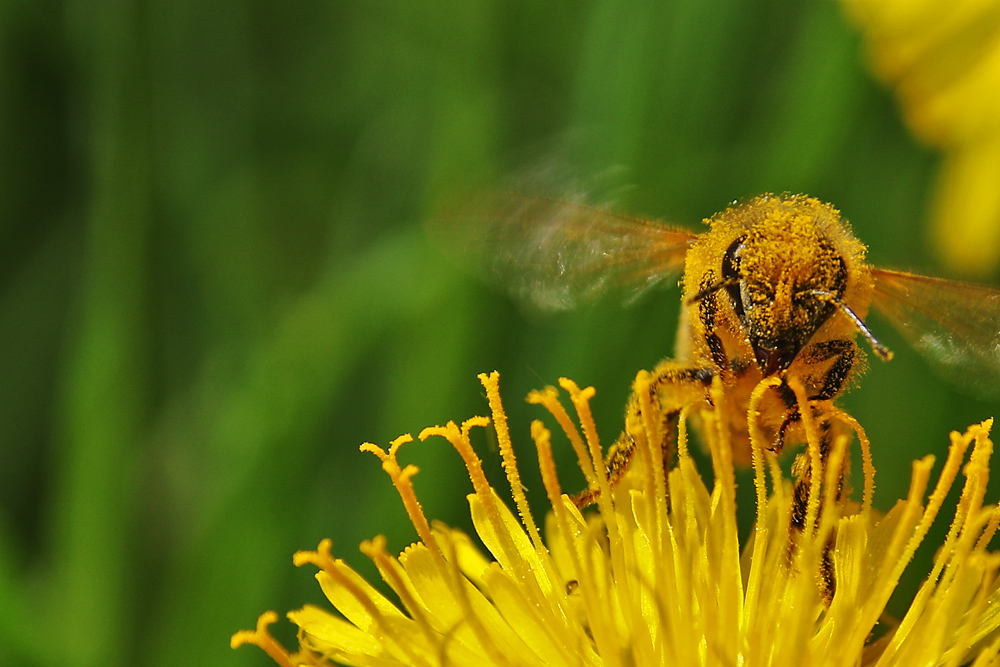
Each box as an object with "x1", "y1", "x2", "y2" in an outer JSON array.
[
  {"x1": 799, "y1": 338, "x2": 857, "y2": 402},
  {"x1": 782, "y1": 340, "x2": 857, "y2": 605},
  {"x1": 571, "y1": 362, "x2": 712, "y2": 509},
  {"x1": 788, "y1": 416, "x2": 848, "y2": 604},
  {"x1": 771, "y1": 338, "x2": 858, "y2": 453}
]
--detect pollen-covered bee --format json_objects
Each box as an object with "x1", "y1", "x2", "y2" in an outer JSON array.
[
  {"x1": 441, "y1": 193, "x2": 1000, "y2": 515},
  {"x1": 438, "y1": 190, "x2": 1000, "y2": 604}
]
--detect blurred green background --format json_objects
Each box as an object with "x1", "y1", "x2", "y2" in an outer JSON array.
[{"x1": 1, "y1": 1, "x2": 998, "y2": 665}]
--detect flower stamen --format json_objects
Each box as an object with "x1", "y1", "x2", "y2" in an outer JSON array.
[
  {"x1": 235, "y1": 373, "x2": 1000, "y2": 667},
  {"x1": 526, "y1": 386, "x2": 598, "y2": 497},
  {"x1": 230, "y1": 611, "x2": 294, "y2": 667},
  {"x1": 360, "y1": 436, "x2": 445, "y2": 567},
  {"x1": 788, "y1": 376, "x2": 824, "y2": 542},
  {"x1": 830, "y1": 408, "x2": 875, "y2": 516},
  {"x1": 479, "y1": 371, "x2": 543, "y2": 551}
]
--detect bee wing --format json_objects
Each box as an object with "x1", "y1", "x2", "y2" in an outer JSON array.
[
  {"x1": 433, "y1": 193, "x2": 698, "y2": 311},
  {"x1": 870, "y1": 268, "x2": 1000, "y2": 398}
]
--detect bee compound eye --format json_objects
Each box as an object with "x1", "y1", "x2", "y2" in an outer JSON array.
[{"x1": 722, "y1": 236, "x2": 746, "y2": 281}]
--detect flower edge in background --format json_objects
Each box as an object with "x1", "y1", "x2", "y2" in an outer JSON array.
[{"x1": 841, "y1": 0, "x2": 1000, "y2": 277}]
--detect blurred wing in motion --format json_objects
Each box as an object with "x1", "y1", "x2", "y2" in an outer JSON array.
[
  {"x1": 871, "y1": 268, "x2": 1000, "y2": 398},
  {"x1": 432, "y1": 192, "x2": 698, "y2": 311}
]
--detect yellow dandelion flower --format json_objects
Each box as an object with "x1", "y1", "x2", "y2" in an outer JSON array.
[
  {"x1": 232, "y1": 371, "x2": 1000, "y2": 666},
  {"x1": 840, "y1": 0, "x2": 1000, "y2": 276}
]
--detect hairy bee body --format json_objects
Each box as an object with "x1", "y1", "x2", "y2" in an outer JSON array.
[{"x1": 676, "y1": 195, "x2": 873, "y2": 465}]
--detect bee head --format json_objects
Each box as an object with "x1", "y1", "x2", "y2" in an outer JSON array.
[{"x1": 722, "y1": 208, "x2": 848, "y2": 376}]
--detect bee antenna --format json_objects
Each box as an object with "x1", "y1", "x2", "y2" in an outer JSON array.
[
  {"x1": 687, "y1": 278, "x2": 737, "y2": 305},
  {"x1": 810, "y1": 290, "x2": 894, "y2": 361}
]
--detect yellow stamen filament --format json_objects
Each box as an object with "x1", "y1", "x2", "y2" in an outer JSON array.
[
  {"x1": 975, "y1": 505, "x2": 1000, "y2": 553},
  {"x1": 708, "y1": 377, "x2": 737, "y2": 524},
  {"x1": 831, "y1": 408, "x2": 875, "y2": 516},
  {"x1": 360, "y1": 436, "x2": 444, "y2": 566},
  {"x1": 676, "y1": 403, "x2": 693, "y2": 459},
  {"x1": 707, "y1": 376, "x2": 742, "y2": 650},
  {"x1": 788, "y1": 376, "x2": 824, "y2": 542},
  {"x1": 419, "y1": 420, "x2": 539, "y2": 580},
  {"x1": 818, "y1": 434, "x2": 849, "y2": 544},
  {"x1": 742, "y1": 376, "x2": 782, "y2": 641},
  {"x1": 557, "y1": 378, "x2": 612, "y2": 518},
  {"x1": 635, "y1": 369, "x2": 667, "y2": 544},
  {"x1": 674, "y1": 404, "x2": 699, "y2": 556},
  {"x1": 479, "y1": 371, "x2": 543, "y2": 551},
  {"x1": 526, "y1": 386, "x2": 600, "y2": 499},
  {"x1": 531, "y1": 420, "x2": 562, "y2": 511},
  {"x1": 748, "y1": 376, "x2": 783, "y2": 529},
  {"x1": 230, "y1": 611, "x2": 294, "y2": 667}
]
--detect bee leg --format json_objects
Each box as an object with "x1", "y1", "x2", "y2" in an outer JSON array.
[
  {"x1": 798, "y1": 338, "x2": 857, "y2": 401},
  {"x1": 571, "y1": 364, "x2": 712, "y2": 509},
  {"x1": 784, "y1": 342, "x2": 856, "y2": 607},
  {"x1": 770, "y1": 408, "x2": 799, "y2": 454},
  {"x1": 694, "y1": 273, "x2": 730, "y2": 375},
  {"x1": 819, "y1": 539, "x2": 836, "y2": 603},
  {"x1": 788, "y1": 420, "x2": 848, "y2": 528},
  {"x1": 788, "y1": 415, "x2": 851, "y2": 606},
  {"x1": 786, "y1": 339, "x2": 856, "y2": 524},
  {"x1": 660, "y1": 409, "x2": 680, "y2": 463},
  {"x1": 772, "y1": 339, "x2": 857, "y2": 453},
  {"x1": 570, "y1": 431, "x2": 638, "y2": 509}
]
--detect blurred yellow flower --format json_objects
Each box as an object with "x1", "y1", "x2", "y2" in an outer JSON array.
[
  {"x1": 841, "y1": 0, "x2": 1000, "y2": 277},
  {"x1": 233, "y1": 371, "x2": 1000, "y2": 666}
]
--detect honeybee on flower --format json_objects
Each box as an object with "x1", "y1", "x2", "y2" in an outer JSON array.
[
  {"x1": 232, "y1": 193, "x2": 1000, "y2": 666},
  {"x1": 444, "y1": 192, "x2": 1000, "y2": 590}
]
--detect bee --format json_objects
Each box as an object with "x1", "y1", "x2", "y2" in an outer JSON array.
[{"x1": 441, "y1": 192, "x2": 1000, "y2": 523}]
